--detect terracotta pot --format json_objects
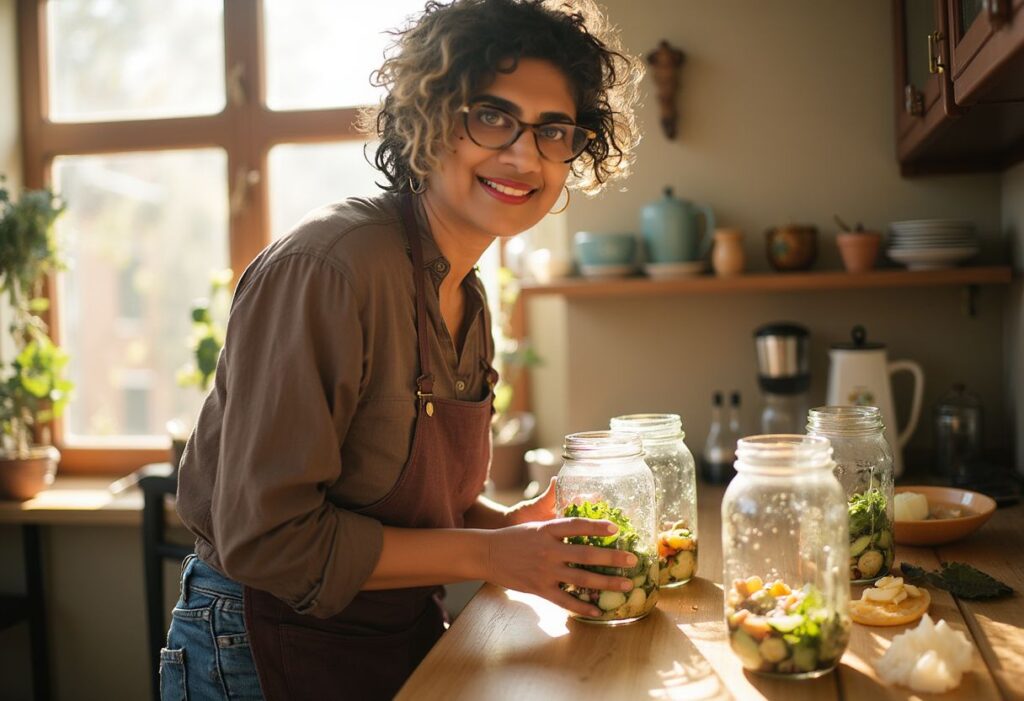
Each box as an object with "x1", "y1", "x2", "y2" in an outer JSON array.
[
  {"x1": 765, "y1": 225, "x2": 818, "y2": 272},
  {"x1": 0, "y1": 445, "x2": 60, "y2": 501},
  {"x1": 712, "y1": 228, "x2": 746, "y2": 276},
  {"x1": 836, "y1": 231, "x2": 882, "y2": 273}
]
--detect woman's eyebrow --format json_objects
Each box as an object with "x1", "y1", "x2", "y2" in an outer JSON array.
[{"x1": 472, "y1": 93, "x2": 576, "y2": 123}]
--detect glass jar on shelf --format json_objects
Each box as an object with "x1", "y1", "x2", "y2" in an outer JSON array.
[
  {"x1": 555, "y1": 431, "x2": 658, "y2": 625},
  {"x1": 610, "y1": 413, "x2": 698, "y2": 588},
  {"x1": 807, "y1": 406, "x2": 894, "y2": 583},
  {"x1": 722, "y1": 435, "x2": 850, "y2": 679}
]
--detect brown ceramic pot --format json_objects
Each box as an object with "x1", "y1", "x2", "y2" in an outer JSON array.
[
  {"x1": 765, "y1": 225, "x2": 818, "y2": 272},
  {"x1": 0, "y1": 445, "x2": 60, "y2": 501},
  {"x1": 712, "y1": 228, "x2": 746, "y2": 276},
  {"x1": 836, "y1": 231, "x2": 882, "y2": 273}
]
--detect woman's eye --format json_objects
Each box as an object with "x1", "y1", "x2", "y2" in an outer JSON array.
[
  {"x1": 539, "y1": 124, "x2": 568, "y2": 141},
  {"x1": 477, "y1": 108, "x2": 509, "y2": 127}
]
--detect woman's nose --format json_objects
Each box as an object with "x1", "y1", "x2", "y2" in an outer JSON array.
[{"x1": 497, "y1": 129, "x2": 543, "y2": 171}]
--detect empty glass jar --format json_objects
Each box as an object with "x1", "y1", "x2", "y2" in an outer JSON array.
[
  {"x1": 555, "y1": 431, "x2": 658, "y2": 625},
  {"x1": 610, "y1": 414, "x2": 698, "y2": 588},
  {"x1": 722, "y1": 435, "x2": 850, "y2": 679},
  {"x1": 807, "y1": 406, "x2": 894, "y2": 583}
]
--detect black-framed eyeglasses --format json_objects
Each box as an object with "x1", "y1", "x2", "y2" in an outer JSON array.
[{"x1": 459, "y1": 103, "x2": 596, "y2": 163}]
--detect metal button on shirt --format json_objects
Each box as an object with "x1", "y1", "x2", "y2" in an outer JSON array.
[
  {"x1": 455, "y1": 380, "x2": 466, "y2": 392},
  {"x1": 433, "y1": 260, "x2": 449, "y2": 275}
]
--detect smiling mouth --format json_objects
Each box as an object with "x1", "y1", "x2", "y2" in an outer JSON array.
[{"x1": 477, "y1": 176, "x2": 537, "y2": 200}]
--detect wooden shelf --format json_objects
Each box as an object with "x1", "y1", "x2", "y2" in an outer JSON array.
[{"x1": 518, "y1": 265, "x2": 1014, "y2": 299}]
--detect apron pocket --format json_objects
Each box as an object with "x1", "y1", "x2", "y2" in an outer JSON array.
[{"x1": 159, "y1": 647, "x2": 187, "y2": 701}]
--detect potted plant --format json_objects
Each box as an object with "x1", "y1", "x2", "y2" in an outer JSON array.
[
  {"x1": 835, "y1": 215, "x2": 882, "y2": 273},
  {"x1": 489, "y1": 267, "x2": 540, "y2": 491},
  {"x1": 170, "y1": 268, "x2": 232, "y2": 470},
  {"x1": 0, "y1": 180, "x2": 72, "y2": 500}
]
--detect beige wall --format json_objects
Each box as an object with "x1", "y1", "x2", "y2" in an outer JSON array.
[
  {"x1": 1001, "y1": 162, "x2": 1024, "y2": 473},
  {"x1": 529, "y1": 0, "x2": 1011, "y2": 471}
]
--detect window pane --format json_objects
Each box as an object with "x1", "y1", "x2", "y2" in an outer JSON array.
[
  {"x1": 47, "y1": 0, "x2": 224, "y2": 122},
  {"x1": 268, "y1": 141, "x2": 384, "y2": 239},
  {"x1": 53, "y1": 150, "x2": 229, "y2": 442},
  {"x1": 264, "y1": 0, "x2": 425, "y2": 111}
]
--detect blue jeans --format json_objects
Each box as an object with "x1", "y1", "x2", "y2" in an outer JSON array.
[{"x1": 161, "y1": 555, "x2": 264, "y2": 701}]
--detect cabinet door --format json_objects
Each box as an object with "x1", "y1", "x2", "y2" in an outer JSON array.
[
  {"x1": 949, "y1": 0, "x2": 1024, "y2": 103},
  {"x1": 893, "y1": 0, "x2": 959, "y2": 160}
]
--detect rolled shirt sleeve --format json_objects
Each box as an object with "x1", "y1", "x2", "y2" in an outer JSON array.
[{"x1": 210, "y1": 252, "x2": 383, "y2": 619}]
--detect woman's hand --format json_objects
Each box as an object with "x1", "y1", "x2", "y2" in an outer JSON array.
[
  {"x1": 505, "y1": 477, "x2": 557, "y2": 526},
  {"x1": 484, "y1": 517, "x2": 637, "y2": 618}
]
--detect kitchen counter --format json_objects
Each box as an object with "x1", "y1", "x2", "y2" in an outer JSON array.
[{"x1": 397, "y1": 484, "x2": 1024, "y2": 701}]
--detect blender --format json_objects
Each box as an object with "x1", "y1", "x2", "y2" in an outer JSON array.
[{"x1": 754, "y1": 323, "x2": 811, "y2": 434}]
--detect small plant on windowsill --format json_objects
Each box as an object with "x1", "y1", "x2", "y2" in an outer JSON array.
[
  {"x1": 0, "y1": 178, "x2": 72, "y2": 500},
  {"x1": 490, "y1": 267, "x2": 542, "y2": 491},
  {"x1": 169, "y1": 268, "x2": 232, "y2": 471}
]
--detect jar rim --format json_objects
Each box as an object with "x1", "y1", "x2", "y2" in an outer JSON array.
[
  {"x1": 806, "y1": 405, "x2": 884, "y2": 436},
  {"x1": 609, "y1": 413, "x2": 684, "y2": 441},
  {"x1": 735, "y1": 434, "x2": 833, "y2": 474},
  {"x1": 563, "y1": 430, "x2": 643, "y2": 460}
]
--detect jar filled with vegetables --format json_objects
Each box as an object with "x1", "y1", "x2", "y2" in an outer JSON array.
[
  {"x1": 609, "y1": 413, "x2": 698, "y2": 588},
  {"x1": 722, "y1": 435, "x2": 850, "y2": 679},
  {"x1": 556, "y1": 431, "x2": 659, "y2": 624},
  {"x1": 807, "y1": 406, "x2": 894, "y2": 583}
]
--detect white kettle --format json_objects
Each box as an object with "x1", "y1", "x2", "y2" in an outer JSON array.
[{"x1": 826, "y1": 325, "x2": 924, "y2": 477}]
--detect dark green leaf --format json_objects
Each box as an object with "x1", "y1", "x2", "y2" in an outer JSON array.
[{"x1": 900, "y1": 561, "x2": 1014, "y2": 599}]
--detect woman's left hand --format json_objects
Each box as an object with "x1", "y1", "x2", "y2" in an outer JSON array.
[{"x1": 505, "y1": 477, "x2": 557, "y2": 526}]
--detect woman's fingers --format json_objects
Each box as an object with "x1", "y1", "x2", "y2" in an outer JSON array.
[
  {"x1": 558, "y1": 565, "x2": 633, "y2": 594},
  {"x1": 552, "y1": 589, "x2": 602, "y2": 618},
  {"x1": 543, "y1": 517, "x2": 618, "y2": 539},
  {"x1": 560, "y1": 543, "x2": 636, "y2": 570}
]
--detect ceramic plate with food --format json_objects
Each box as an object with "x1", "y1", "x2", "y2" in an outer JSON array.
[{"x1": 893, "y1": 486, "x2": 996, "y2": 546}]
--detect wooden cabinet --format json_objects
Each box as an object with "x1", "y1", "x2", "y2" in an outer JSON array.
[{"x1": 893, "y1": 0, "x2": 1024, "y2": 175}]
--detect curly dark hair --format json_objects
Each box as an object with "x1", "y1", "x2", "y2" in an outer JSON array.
[{"x1": 357, "y1": 0, "x2": 642, "y2": 196}]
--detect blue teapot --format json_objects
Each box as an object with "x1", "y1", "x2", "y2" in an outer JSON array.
[{"x1": 640, "y1": 187, "x2": 716, "y2": 263}]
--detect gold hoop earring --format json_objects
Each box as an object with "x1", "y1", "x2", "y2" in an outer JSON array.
[
  {"x1": 409, "y1": 177, "x2": 426, "y2": 194},
  {"x1": 549, "y1": 185, "x2": 570, "y2": 215}
]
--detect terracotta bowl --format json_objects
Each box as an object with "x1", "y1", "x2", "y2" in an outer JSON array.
[
  {"x1": 0, "y1": 446, "x2": 60, "y2": 501},
  {"x1": 893, "y1": 485, "x2": 997, "y2": 546}
]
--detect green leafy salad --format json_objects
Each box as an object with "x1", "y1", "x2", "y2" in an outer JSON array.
[
  {"x1": 560, "y1": 500, "x2": 659, "y2": 622},
  {"x1": 847, "y1": 488, "x2": 893, "y2": 581}
]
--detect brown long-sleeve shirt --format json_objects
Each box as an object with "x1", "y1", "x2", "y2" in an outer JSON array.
[{"x1": 176, "y1": 192, "x2": 494, "y2": 619}]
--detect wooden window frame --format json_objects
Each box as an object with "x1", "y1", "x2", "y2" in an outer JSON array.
[{"x1": 16, "y1": 0, "x2": 366, "y2": 474}]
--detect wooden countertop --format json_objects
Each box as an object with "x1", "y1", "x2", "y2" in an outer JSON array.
[{"x1": 398, "y1": 484, "x2": 1024, "y2": 701}]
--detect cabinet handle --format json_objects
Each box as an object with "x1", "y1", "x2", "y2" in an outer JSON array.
[{"x1": 927, "y1": 31, "x2": 946, "y2": 74}]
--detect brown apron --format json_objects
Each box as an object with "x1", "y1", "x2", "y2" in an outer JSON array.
[{"x1": 243, "y1": 194, "x2": 496, "y2": 701}]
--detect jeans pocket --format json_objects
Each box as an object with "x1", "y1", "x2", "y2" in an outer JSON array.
[
  {"x1": 213, "y1": 599, "x2": 262, "y2": 700},
  {"x1": 159, "y1": 648, "x2": 187, "y2": 701}
]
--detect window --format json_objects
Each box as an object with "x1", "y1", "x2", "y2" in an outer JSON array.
[{"x1": 19, "y1": 0, "x2": 427, "y2": 473}]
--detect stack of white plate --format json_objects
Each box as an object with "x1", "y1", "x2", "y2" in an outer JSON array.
[{"x1": 887, "y1": 219, "x2": 978, "y2": 271}]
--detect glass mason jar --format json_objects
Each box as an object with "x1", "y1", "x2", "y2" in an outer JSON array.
[
  {"x1": 610, "y1": 414, "x2": 698, "y2": 588},
  {"x1": 722, "y1": 435, "x2": 851, "y2": 679},
  {"x1": 807, "y1": 406, "x2": 895, "y2": 583},
  {"x1": 555, "y1": 431, "x2": 659, "y2": 625}
]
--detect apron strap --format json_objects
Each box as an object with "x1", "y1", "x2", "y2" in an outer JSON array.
[{"x1": 399, "y1": 195, "x2": 435, "y2": 403}]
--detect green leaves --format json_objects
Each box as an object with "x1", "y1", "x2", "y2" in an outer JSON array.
[
  {"x1": 848, "y1": 489, "x2": 890, "y2": 537},
  {"x1": 177, "y1": 268, "x2": 232, "y2": 393},
  {"x1": 0, "y1": 179, "x2": 71, "y2": 455},
  {"x1": 901, "y1": 562, "x2": 1014, "y2": 599},
  {"x1": 563, "y1": 500, "x2": 646, "y2": 576}
]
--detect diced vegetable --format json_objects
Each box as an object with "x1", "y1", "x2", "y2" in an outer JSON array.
[
  {"x1": 657, "y1": 527, "x2": 699, "y2": 587},
  {"x1": 726, "y1": 578, "x2": 850, "y2": 677},
  {"x1": 850, "y1": 534, "x2": 872, "y2": 557},
  {"x1": 598, "y1": 590, "x2": 627, "y2": 611},
  {"x1": 858, "y1": 550, "x2": 885, "y2": 579}
]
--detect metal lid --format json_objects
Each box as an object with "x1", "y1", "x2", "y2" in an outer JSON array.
[
  {"x1": 754, "y1": 322, "x2": 809, "y2": 339},
  {"x1": 831, "y1": 324, "x2": 885, "y2": 350}
]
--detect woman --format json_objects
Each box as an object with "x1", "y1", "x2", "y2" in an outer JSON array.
[{"x1": 166, "y1": 1, "x2": 641, "y2": 699}]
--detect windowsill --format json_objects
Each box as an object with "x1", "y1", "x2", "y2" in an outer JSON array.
[{"x1": 0, "y1": 474, "x2": 180, "y2": 527}]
